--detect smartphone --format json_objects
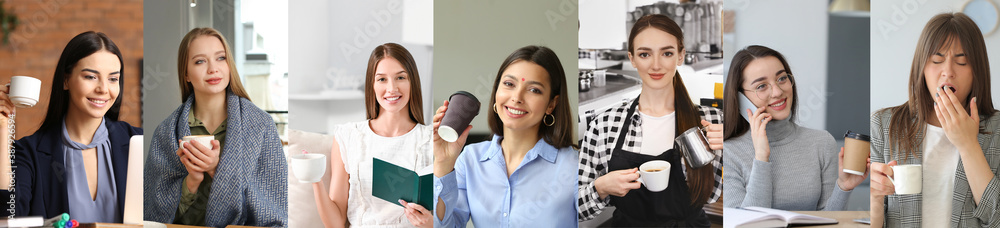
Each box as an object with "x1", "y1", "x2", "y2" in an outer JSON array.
[{"x1": 738, "y1": 93, "x2": 759, "y2": 122}]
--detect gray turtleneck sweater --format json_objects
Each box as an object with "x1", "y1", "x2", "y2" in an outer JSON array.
[{"x1": 723, "y1": 119, "x2": 851, "y2": 211}]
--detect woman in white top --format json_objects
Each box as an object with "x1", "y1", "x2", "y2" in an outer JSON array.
[
  {"x1": 870, "y1": 13, "x2": 1000, "y2": 227},
  {"x1": 312, "y1": 43, "x2": 434, "y2": 228}
]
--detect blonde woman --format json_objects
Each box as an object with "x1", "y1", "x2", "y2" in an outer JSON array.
[{"x1": 145, "y1": 28, "x2": 286, "y2": 227}]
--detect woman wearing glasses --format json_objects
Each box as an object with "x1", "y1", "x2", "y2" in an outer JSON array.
[{"x1": 722, "y1": 45, "x2": 868, "y2": 211}]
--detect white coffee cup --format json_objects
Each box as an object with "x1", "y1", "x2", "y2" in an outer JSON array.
[
  {"x1": 9, "y1": 76, "x2": 41, "y2": 108},
  {"x1": 887, "y1": 164, "x2": 921, "y2": 194},
  {"x1": 637, "y1": 160, "x2": 671, "y2": 192},
  {"x1": 290, "y1": 154, "x2": 326, "y2": 183},
  {"x1": 181, "y1": 135, "x2": 214, "y2": 149}
]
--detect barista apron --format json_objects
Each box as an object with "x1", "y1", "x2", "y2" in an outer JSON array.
[{"x1": 605, "y1": 100, "x2": 710, "y2": 227}]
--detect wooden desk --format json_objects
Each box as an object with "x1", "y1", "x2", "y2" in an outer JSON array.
[
  {"x1": 131, "y1": 222, "x2": 267, "y2": 228},
  {"x1": 159, "y1": 224, "x2": 209, "y2": 228},
  {"x1": 80, "y1": 224, "x2": 143, "y2": 228},
  {"x1": 791, "y1": 211, "x2": 869, "y2": 227},
  {"x1": 706, "y1": 199, "x2": 723, "y2": 228}
]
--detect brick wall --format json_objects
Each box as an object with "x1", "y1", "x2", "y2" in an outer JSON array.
[{"x1": 0, "y1": 0, "x2": 142, "y2": 138}]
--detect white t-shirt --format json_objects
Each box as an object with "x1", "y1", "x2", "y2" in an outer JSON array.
[
  {"x1": 922, "y1": 124, "x2": 960, "y2": 227},
  {"x1": 638, "y1": 110, "x2": 675, "y2": 156},
  {"x1": 334, "y1": 121, "x2": 433, "y2": 227}
]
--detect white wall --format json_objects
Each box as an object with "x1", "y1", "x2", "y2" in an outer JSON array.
[
  {"x1": 142, "y1": 0, "x2": 189, "y2": 158},
  {"x1": 288, "y1": 0, "x2": 434, "y2": 134},
  {"x1": 579, "y1": 0, "x2": 627, "y2": 49},
  {"x1": 723, "y1": 0, "x2": 829, "y2": 130},
  {"x1": 870, "y1": 1, "x2": 1000, "y2": 112}
]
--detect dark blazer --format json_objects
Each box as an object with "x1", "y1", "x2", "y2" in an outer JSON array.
[{"x1": 0, "y1": 120, "x2": 142, "y2": 219}]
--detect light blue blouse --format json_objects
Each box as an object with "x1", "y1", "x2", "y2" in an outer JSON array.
[
  {"x1": 433, "y1": 135, "x2": 579, "y2": 228},
  {"x1": 62, "y1": 118, "x2": 120, "y2": 223}
]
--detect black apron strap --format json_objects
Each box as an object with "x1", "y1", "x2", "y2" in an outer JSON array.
[{"x1": 612, "y1": 97, "x2": 640, "y2": 153}]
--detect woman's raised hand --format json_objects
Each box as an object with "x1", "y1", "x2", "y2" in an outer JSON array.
[{"x1": 432, "y1": 100, "x2": 472, "y2": 177}]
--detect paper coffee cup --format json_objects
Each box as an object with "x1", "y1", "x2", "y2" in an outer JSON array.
[
  {"x1": 637, "y1": 160, "x2": 671, "y2": 192},
  {"x1": 889, "y1": 164, "x2": 921, "y2": 194},
  {"x1": 181, "y1": 135, "x2": 214, "y2": 149},
  {"x1": 843, "y1": 130, "x2": 870, "y2": 176},
  {"x1": 290, "y1": 154, "x2": 326, "y2": 183},
  {"x1": 9, "y1": 76, "x2": 41, "y2": 108},
  {"x1": 439, "y1": 91, "x2": 481, "y2": 142}
]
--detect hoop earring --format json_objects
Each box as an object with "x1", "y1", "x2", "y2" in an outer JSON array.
[
  {"x1": 543, "y1": 113, "x2": 555, "y2": 126},
  {"x1": 494, "y1": 104, "x2": 499, "y2": 114}
]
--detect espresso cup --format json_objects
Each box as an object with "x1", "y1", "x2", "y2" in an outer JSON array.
[
  {"x1": 888, "y1": 164, "x2": 921, "y2": 194},
  {"x1": 439, "y1": 91, "x2": 481, "y2": 142},
  {"x1": 9, "y1": 76, "x2": 42, "y2": 108},
  {"x1": 843, "y1": 130, "x2": 871, "y2": 176},
  {"x1": 181, "y1": 135, "x2": 214, "y2": 149},
  {"x1": 290, "y1": 154, "x2": 327, "y2": 183},
  {"x1": 637, "y1": 160, "x2": 671, "y2": 192}
]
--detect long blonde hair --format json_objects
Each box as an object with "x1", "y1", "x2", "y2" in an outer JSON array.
[{"x1": 176, "y1": 27, "x2": 251, "y2": 101}]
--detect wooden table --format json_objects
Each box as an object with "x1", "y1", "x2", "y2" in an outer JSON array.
[
  {"x1": 791, "y1": 211, "x2": 869, "y2": 227},
  {"x1": 706, "y1": 200, "x2": 723, "y2": 228},
  {"x1": 80, "y1": 224, "x2": 143, "y2": 228},
  {"x1": 80, "y1": 222, "x2": 270, "y2": 228}
]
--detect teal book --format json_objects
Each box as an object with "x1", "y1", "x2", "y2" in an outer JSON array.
[{"x1": 372, "y1": 158, "x2": 434, "y2": 210}]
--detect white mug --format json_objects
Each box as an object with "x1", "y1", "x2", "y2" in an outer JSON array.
[
  {"x1": 637, "y1": 160, "x2": 671, "y2": 192},
  {"x1": 290, "y1": 154, "x2": 326, "y2": 183},
  {"x1": 9, "y1": 76, "x2": 41, "y2": 108},
  {"x1": 887, "y1": 164, "x2": 921, "y2": 194},
  {"x1": 181, "y1": 135, "x2": 214, "y2": 149}
]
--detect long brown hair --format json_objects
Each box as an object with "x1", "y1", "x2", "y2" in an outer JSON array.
[
  {"x1": 486, "y1": 45, "x2": 575, "y2": 149},
  {"x1": 629, "y1": 14, "x2": 711, "y2": 206},
  {"x1": 723, "y1": 45, "x2": 798, "y2": 140},
  {"x1": 880, "y1": 12, "x2": 995, "y2": 161},
  {"x1": 364, "y1": 43, "x2": 425, "y2": 124},
  {"x1": 176, "y1": 27, "x2": 251, "y2": 101}
]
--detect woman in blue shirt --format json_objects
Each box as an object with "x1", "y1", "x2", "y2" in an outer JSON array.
[
  {"x1": 0, "y1": 31, "x2": 142, "y2": 222},
  {"x1": 432, "y1": 45, "x2": 579, "y2": 227}
]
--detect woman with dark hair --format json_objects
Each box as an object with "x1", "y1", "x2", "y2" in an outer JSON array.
[
  {"x1": 722, "y1": 45, "x2": 866, "y2": 212},
  {"x1": 144, "y1": 27, "x2": 286, "y2": 227},
  {"x1": 577, "y1": 14, "x2": 722, "y2": 227},
  {"x1": 433, "y1": 45, "x2": 578, "y2": 227},
  {"x1": 0, "y1": 31, "x2": 141, "y2": 222},
  {"x1": 311, "y1": 43, "x2": 433, "y2": 228},
  {"x1": 871, "y1": 13, "x2": 1000, "y2": 227}
]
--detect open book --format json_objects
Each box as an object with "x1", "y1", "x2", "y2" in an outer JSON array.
[
  {"x1": 724, "y1": 207, "x2": 837, "y2": 228},
  {"x1": 371, "y1": 158, "x2": 434, "y2": 210}
]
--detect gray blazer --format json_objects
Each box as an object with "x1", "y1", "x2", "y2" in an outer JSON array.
[{"x1": 871, "y1": 109, "x2": 1000, "y2": 228}]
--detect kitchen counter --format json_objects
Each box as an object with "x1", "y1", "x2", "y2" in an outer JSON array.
[
  {"x1": 576, "y1": 61, "x2": 723, "y2": 139},
  {"x1": 579, "y1": 69, "x2": 641, "y2": 105}
]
